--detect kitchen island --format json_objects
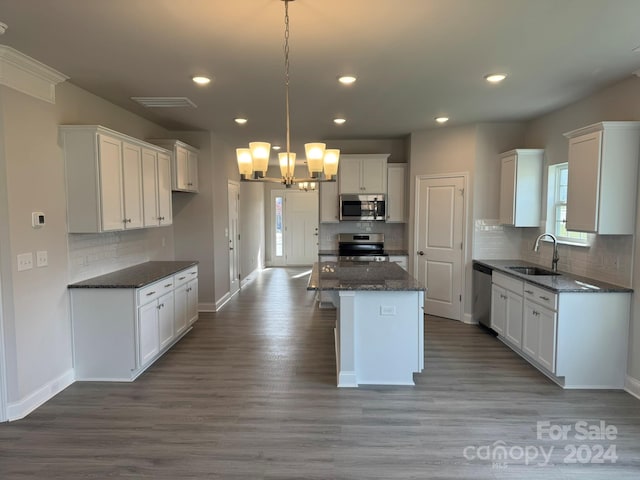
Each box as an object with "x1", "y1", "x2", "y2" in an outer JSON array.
[{"x1": 308, "y1": 261, "x2": 425, "y2": 387}]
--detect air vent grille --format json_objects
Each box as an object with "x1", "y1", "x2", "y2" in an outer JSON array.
[{"x1": 131, "y1": 96, "x2": 197, "y2": 108}]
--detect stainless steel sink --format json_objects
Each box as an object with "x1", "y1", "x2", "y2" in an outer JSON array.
[{"x1": 506, "y1": 266, "x2": 561, "y2": 276}]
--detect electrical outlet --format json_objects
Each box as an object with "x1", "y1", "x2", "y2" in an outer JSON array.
[
  {"x1": 17, "y1": 252, "x2": 33, "y2": 271},
  {"x1": 36, "y1": 250, "x2": 48, "y2": 267}
]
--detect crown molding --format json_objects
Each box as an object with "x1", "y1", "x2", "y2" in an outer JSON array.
[{"x1": 0, "y1": 45, "x2": 68, "y2": 103}]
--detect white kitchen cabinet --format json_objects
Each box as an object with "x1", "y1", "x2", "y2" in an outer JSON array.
[
  {"x1": 564, "y1": 122, "x2": 640, "y2": 234},
  {"x1": 70, "y1": 264, "x2": 199, "y2": 381},
  {"x1": 498, "y1": 149, "x2": 544, "y2": 227},
  {"x1": 491, "y1": 271, "x2": 523, "y2": 345},
  {"x1": 319, "y1": 180, "x2": 339, "y2": 223},
  {"x1": 338, "y1": 154, "x2": 389, "y2": 194},
  {"x1": 492, "y1": 268, "x2": 630, "y2": 389},
  {"x1": 61, "y1": 125, "x2": 171, "y2": 233},
  {"x1": 142, "y1": 148, "x2": 173, "y2": 227},
  {"x1": 386, "y1": 163, "x2": 407, "y2": 222},
  {"x1": 148, "y1": 139, "x2": 199, "y2": 192}
]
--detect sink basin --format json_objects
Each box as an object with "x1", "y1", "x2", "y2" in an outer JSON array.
[{"x1": 506, "y1": 266, "x2": 560, "y2": 276}]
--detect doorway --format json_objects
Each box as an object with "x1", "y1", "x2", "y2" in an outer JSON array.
[
  {"x1": 228, "y1": 181, "x2": 240, "y2": 297},
  {"x1": 414, "y1": 174, "x2": 466, "y2": 321},
  {"x1": 270, "y1": 190, "x2": 318, "y2": 266}
]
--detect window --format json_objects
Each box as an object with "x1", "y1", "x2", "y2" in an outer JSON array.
[
  {"x1": 546, "y1": 163, "x2": 588, "y2": 245},
  {"x1": 274, "y1": 195, "x2": 284, "y2": 257}
]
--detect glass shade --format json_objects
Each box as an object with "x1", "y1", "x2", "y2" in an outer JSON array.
[
  {"x1": 323, "y1": 148, "x2": 340, "y2": 179},
  {"x1": 305, "y1": 143, "x2": 326, "y2": 174},
  {"x1": 249, "y1": 142, "x2": 271, "y2": 173},
  {"x1": 236, "y1": 148, "x2": 253, "y2": 176},
  {"x1": 278, "y1": 152, "x2": 296, "y2": 178}
]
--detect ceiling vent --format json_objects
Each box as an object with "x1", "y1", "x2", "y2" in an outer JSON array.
[{"x1": 131, "y1": 96, "x2": 197, "y2": 108}]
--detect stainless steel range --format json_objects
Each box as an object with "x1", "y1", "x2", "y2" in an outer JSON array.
[{"x1": 338, "y1": 233, "x2": 389, "y2": 262}]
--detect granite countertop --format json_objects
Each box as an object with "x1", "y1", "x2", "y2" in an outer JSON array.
[
  {"x1": 317, "y1": 249, "x2": 409, "y2": 256},
  {"x1": 474, "y1": 259, "x2": 632, "y2": 293},
  {"x1": 68, "y1": 261, "x2": 198, "y2": 289},
  {"x1": 308, "y1": 261, "x2": 425, "y2": 292}
]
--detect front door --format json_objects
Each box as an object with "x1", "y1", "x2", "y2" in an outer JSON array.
[
  {"x1": 228, "y1": 181, "x2": 240, "y2": 296},
  {"x1": 415, "y1": 175, "x2": 465, "y2": 320},
  {"x1": 285, "y1": 191, "x2": 318, "y2": 265}
]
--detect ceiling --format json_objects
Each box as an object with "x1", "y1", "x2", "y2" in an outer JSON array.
[{"x1": 1, "y1": 0, "x2": 640, "y2": 156}]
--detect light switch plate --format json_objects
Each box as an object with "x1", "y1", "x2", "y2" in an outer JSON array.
[
  {"x1": 17, "y1": 253, "x2": 33, "y2": 271},
  {"x1": 36, "y1": 250, "x2": 48, "y2": 267}
]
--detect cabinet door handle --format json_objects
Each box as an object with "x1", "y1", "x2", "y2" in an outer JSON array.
[
  {"x1": 164, "y1": 283, "x2": 172, "y2": 288},
  {"x1": 178, "y1": 276, "x2": 186, "y2": 280},
  {"x1": 146, "y1": 291, "x2": 156, "y2": 296},
  {"x1": 525, "y1": 289, "x2": 534, "y2": 294},
  {"x1": 540, "y1": 296, "x2": 550, "y2": 301}
]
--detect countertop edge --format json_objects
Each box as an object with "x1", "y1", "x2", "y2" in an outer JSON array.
[
  {"x1": 68, "y1": 260, "x2": 199, "y2": 289},
  {"x1": 473, "y1": 259, "x2": 632, "y2": 294}
]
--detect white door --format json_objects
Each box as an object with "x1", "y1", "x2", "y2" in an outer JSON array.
[
  {"x1": 121, "y1": 142, "x2": 144, "y2": 229},
  {"x1": 141, "y1": 148, "x2": 159, "y2": 227},
  {"x1": 228, "y1": 181, "x2": 240, "y2": 295},
  {"x1": 415, "y1": 175, "x2": 465, "y2": 320},
  {"x1": 0, "y1": 270, "x2": 7, "y2": 422},
  {"x1": 98, "y1": 134, "x2": 124, "y2": 231},
  {"x1": 285, "y1": 191, "x2": 319, "y2": 265},
  {"x1": 157, "y1": 152, "x2": 172, "y2": 225}
]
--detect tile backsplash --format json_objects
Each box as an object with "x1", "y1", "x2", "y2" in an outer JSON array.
[
  {"x1": 68, "y1": 229, "x2": 171, "y2": 282},
  {"x1": 319, "y1": 222, "x2": 406, "y2": 250},
  {"x1": 474, "y1": 219, "x2": 633, "y2": 288}
]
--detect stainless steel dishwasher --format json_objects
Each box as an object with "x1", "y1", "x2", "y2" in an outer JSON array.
[{"x1": 472, "y1": 262, "x2": 494, "y2": 331}]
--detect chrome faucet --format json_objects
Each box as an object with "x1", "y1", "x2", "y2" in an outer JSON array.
[{"x1": 534, "y1": 233, "x2": 559, "y2": 272}]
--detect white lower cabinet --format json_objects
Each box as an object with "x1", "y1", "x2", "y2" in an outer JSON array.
[
  {"x1": 71, "y1": 265, "x2": 198, "y2": 381},
  {"x1": 523, "y1": 299, "x2": 557, "y2": 372},
  {"x1": 490, "y1": 272, "x2": 523, "y2": 344},
  {"x1": 490, "y1": 269, "x2": 630, "y2": 389}
]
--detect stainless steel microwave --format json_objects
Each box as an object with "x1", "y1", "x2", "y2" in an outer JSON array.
[{"x1": 339, "y1": 194, "x2": 386, "y2": 221}]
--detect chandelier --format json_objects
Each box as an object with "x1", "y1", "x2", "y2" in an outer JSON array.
[{"x1": 236, "y1": 0, "x2": 339, "y2": 187}]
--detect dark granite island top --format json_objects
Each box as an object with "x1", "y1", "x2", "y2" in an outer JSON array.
[
  {"x1": 473, "y1": 259, "x2": 632, "y2": 293},
  {"x1": 68, "y1": 261, "x2": 198, "y2": 289},
  {"x1": 308, "y1": 261, "x2": 425, "y2": 292}
]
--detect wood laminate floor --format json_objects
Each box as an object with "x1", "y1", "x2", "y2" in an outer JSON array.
[{"x1": 1, "y1": 267, "x2": 639, "y2": 479}]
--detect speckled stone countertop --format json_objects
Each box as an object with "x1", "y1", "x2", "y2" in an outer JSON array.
[
  {"x1": 68, "y1": 261, "x2": 198, "y2": 289},
  {"x1": 474, "y1": 259, "x2": 632, "y2": 293},
  {"x1": 308, "y1": 261, "x2": 425, "y2": 291},
  {"x1": 317, "y1": 250, "x2": 409, "y2": 256}
]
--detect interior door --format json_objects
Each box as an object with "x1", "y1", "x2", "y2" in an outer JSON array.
[
  {"x1": 228, "y1": 181, "x2": 240, "y2": 296},
  {"x1": 285, "y1": 191, "x2": 319, "y2": 265},
  {"x1": 415, "y1": 175, "x2": 465, "y2": 320}
]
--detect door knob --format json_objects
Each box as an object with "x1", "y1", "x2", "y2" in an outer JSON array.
[{"x1": 417, "y1": 251, "x2": 424, "y2": 256}]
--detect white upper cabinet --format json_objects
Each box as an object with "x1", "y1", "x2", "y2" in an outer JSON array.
[
  {"x1": 338, "y1": 154, "x2": 389, "y2": 194},
  {"x1": 386, "y1": 163, "x2": 407, "y2": 222},
  {"x1": 564, "y1": 122, "x2": 640, "y2": 234},
  {"x1": 141, "y1": 148, "x2": 173, "y2": 227},
  {"x1": 319, "y1": 180, "x2": 339, "y2": 223},
  {"x1": 148, "y1": 139, "x2": 199, "y2": 192},
  {"x1": 498, "y1": 149, "x2": 544, "y2": 227},
  {"x1": 61, "y1": 125, "x2": 169, "y2": 233}
]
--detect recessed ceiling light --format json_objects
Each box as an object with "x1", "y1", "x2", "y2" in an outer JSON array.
[
  {"x1": 334, "y1": 118, "x2": 346, "y2": 125},
  {"x1": 484, "y1": 73, "x2": 507, "y2": 84},
  {"x1": 435, "y1": 117, "x2": 449, "y2": 124},
  {"x1": 338, "y1": 75, "x2": 357, "y2": 85},
  {"x1": 273, "y1": 145, "x2": 281, "y2": 150},
  {"x1": 192, "y1": 76, "x2": 211, "y2": 85},
  {"x1": 234, "y1": 118, "x2": 248, "y2": 125}
]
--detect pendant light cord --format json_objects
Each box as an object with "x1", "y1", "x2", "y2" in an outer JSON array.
[{"x1": 283, "y1": 0, "x2": 292, "y2": 178}]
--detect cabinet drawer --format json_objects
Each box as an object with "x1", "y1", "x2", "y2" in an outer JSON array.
[
  {"x1": 492, "y1": 271, "x2": 523, "y2": 295},
  {"x1": 174, "y1": 266, "x2": 198, "y2": 286},
  {"x1": 523, "y1": 283, "x2": 557, "y2": 311},
  {"x1": 137, "y1": 277, "x2": 175, "y2": 305}
]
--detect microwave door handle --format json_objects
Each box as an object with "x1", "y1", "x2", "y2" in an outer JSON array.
[{"x1": 373, "y1": 199, "x2": 378, "y2": 220}]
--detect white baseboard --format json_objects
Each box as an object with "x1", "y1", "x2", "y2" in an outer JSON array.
[
  {"x1": 461, "y1": 313, "x2": 476, "y2": 324},
  {"x1": 198, "y1": 302, "x2": 215, "y2": 313},
  {"x1": 240, "y1": 267, "x2": 261, "y2": 288},
  {"x1": 625, "y1": 375, "x2": 640, "y2": 400},
  {"x1": 214, "y1": 291, "x2": 234, "y2": 312},
  {"x1": 7, "y1": 368, "x2": 75, "y2": 421}
]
